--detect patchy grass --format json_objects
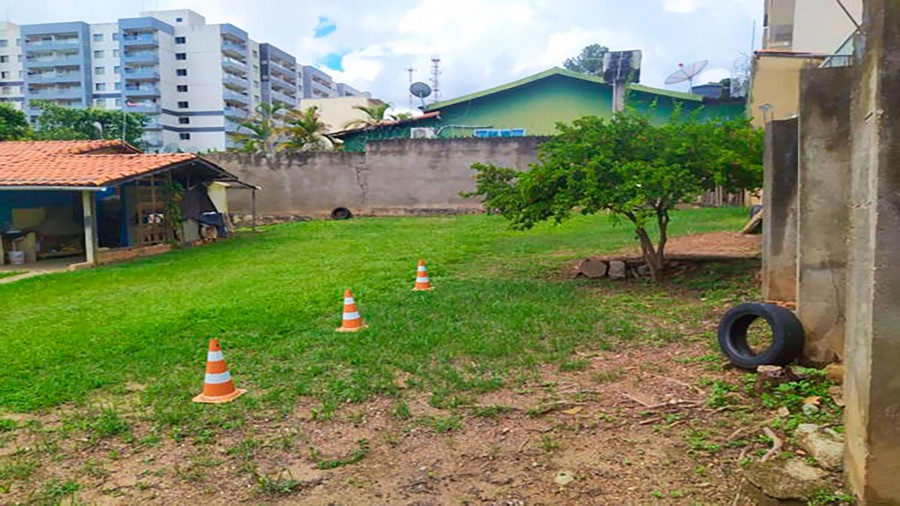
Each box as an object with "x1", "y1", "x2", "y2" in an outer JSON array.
[{"x1": 0, "y1": 271, "x2": 25, "y2": 281}]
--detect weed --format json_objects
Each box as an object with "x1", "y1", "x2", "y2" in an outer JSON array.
[
  {"x1": 0, "y1": 419, "x2": 16, "y2": 432},
  {"x1": 0, "y1": 457, "x2": 38, "y2": 481},
  {"x1": 310, "y1": 439, "x2": 369, "y2": 470},
  {"x1": 807, "y1": 489, "x2": 854, "y2": 505},
  {"x1": 705, "y1": 380, "x2": 738, "y2": 408},
  {"x1": 539, "y1": 434, "x2": 562, "y2": 453},
  {"x1": 391, "y1": 400, "x2": 412, "y2": 421},
  {"x1": 227, "y1": 438, "x2": 262, "y2": 460},
  {"x1": 684, "y1": 429, "x2": 721, "y2": 454},
  {"x1": 593, "y1": 370, "x2": 624, "y2": 383},
  {"x1": 558, "y1": 359, "x2": 589, "y2": 372},
  {"x1": 40, "y1": 478, "x2": 80, "y2": 501},
  {"x1": 418, "y1": 415, "x2": 463, "y2": 433},
  {"x1": 470, "y1": 405, "x2": 514, "y2": 418},
  {"x1": 82, "y1": 458, "x2": 110, "y2": 478},
  {"x1": 256, "y1": 470, "x2": 306, "y2": 495},
  {"x1": 651, "y1": 489, "x2": 664, "y2": 499}
]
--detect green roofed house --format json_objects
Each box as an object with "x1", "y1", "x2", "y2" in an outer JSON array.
[{"x1": 333, "y1": 67, "x2": 746, "y2": 151}]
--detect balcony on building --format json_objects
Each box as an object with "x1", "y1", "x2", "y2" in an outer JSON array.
[
  {"x1": 27, "y1": 85, "x2": 84, "y2": 100},
  {"x1": 125, "y1": 101, "x2": 161, "y2": 114},
  {"x1": 270, "y1": 89, "x2": 295, "y2": 107},
  {"x1": 123, "y1": 66, "x2": 160, "y2": 80},
  {"x1": 223, "y1": 89, "x2": 250, "y2": 105},
  {"x1": 123, "y1": 50, "x2": 159, "y2": 65},
  {"x1": 222, "y1": 57, "x2": 248, "y2": 76},
  {"x1": 24, "y1": 52, "x2": 83, "y2": 69},
  {"x1": 221, "y1": 40, "x2": 247, "y2": 60},
  {"x1": 268, "y1": 59, "x2": 296, "y2": 80},
  {"x1": 143, "y1": 118, "x2": 163, "y2": 130},
  {"x1": 121, "y1": 32, "x2": 159, "y2": 48},
  {"x1": 224, "y1": 119, "x2": 243, "y2": 132},
  {"x1": 269, "y1": 73, "x2": 296, "y2": 93},
  {"x1": 123, "y1": 83, "x2": 161, "y2": 97},
  {"x1": 224, "y1": 106, "x2": 249, "y2": 119},
  {"x1": 23, "y1": 35, "x2": 81, "y2": 52},
  {"x1": 26, "y1": 69, "x2": 82, "y2": 83},
  {"x1": 222, "y1": 72, "x2": 249, "y2": 91}
]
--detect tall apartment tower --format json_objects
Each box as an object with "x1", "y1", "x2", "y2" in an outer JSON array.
[{"x1": 0, "y1": 10, "x2": 307, "y2": 152}]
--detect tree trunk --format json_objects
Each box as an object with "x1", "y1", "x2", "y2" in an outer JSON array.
[{"x1": 635, "y1": 227, "x2": 664, "y2": 281}]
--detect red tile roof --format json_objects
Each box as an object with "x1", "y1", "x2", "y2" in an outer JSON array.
[{"x1": 0, "y1": 140, "x2": 200, "y2": 188}]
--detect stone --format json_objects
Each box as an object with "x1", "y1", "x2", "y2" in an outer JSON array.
[
  {"x1": 608, "y1": 261, "x2": 627, "y2": 280},
  {"x1": 795, "y1": 424, "x2": 844, "y2": 471},
  {"x1": 741, "y1": 459, "x2": 830, "y2": 504},
  {"x1": 554, "y1": 470, "x2": 575, "y2": 486},
  {"x1": 636, "y1": 264, "x2": 652, "y2": 277},
  {"x1": 577, "y1": 258, "x2": 608, "y2": 278}
]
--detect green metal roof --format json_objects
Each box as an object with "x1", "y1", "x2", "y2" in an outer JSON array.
[{"x1": 424, "y1": 67, "x2": 703, "y2": 111}]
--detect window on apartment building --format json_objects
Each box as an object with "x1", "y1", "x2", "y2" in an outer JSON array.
[
  {"x1": 113, "y1": 49, "x2": 119, "y2": 57},
  {"x1": 176, "y1": 68, "x2": 187, "y2": 76},
  {"x1": 93, "y1": 98, "x2": 103, "y2": 107},
  {"x1": 17, "y1": 55, "x2": 22, "y2": 62},
  {"x1": 253, "y1": 80, "x2": 259, "y2": 87},
  {"x1": 0, "y1": 40, "x2": 7, "y2": 48},
  {"x1": 92, "y1": 34, "x2": 103, "y2": 42},
  {"x1": 175, "y1": 53, "x2": 186, "y2": 60},
  {"x1": 114, "y1": 82, "x2": 121, "y2": 90},
  {"x1": 175, "y1": 36, "x2": 186, "y2": 44},
  {"x1": 176, "y1": 17, "x2": 184, "y2": 22},
  {"x1": 1, "y1": 71, "x2": 9, "y2": 79},
  {"x1": 179, "y1": 132, "x2": 190, "y2": 140},
  {"x1": 0, "y1": 56, "x2": 7, "y2": 63},
  {"x1": 114, "y1": 98, "x2": 122, "y2": 106},
  {"x1": 95, "y1": 83, "x2": 106, "y2": 91},
  {"x1": 178, "y1": 117, "x2": 190, "y2": 124},
  {"x1": 176, "y1": 85, "x2": 188, "y2": 92},
  {"x1": 254, "y1": 95, "x2": 260, "y2": 102},
  {"x1": 177, "y1": 101, "x2": 189, "y2": 108},
  {"x1": 112, "y1": 33, "x2": 119, "y2": 41},
  {"x1": 114, "y1": 66, "x2": 120, "y2": 75},
  {"x1": 252, "y1": 50, "x2": 258, "y2": 58},
  {"x1": 95, "y1": 66, "x2": 105, "y2": 75},
  {"x1": 93, "y1": 50, "x2": 104, "y2": 58},
  {"x1": 252, "y1": 65, "x2": 259, "y2": 73},
  {"x1": 2, "y1": 87, "x2": 10, "y2": 96}
]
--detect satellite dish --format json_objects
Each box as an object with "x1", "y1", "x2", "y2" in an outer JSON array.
[
  {"x1": 664, "y1": 60, "x2": 709, "y2": 90},
  {"x1": 410, "y1": 81, "x2": 432, "y2": 99}
]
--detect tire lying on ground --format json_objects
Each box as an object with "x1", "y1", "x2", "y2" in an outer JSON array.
[
  {"x1": 331, "y1": 207, "x2": 353, "y2": 220},
  {"x1": 717, "y1": 302, "x2": 804, "y2": 369}
]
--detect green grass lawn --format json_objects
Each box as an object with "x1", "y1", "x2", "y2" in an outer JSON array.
[{"x1": 0, "y1": 208, "x2": 748, "y2": 430}]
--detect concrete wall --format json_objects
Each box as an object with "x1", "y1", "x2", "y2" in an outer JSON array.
[
  {"x1": 795, "y1": 66, "x2": 852, "y2": 365},
  {"x1": 208, "y1": 137, "x2": 546, "y2": 220},
  {"x1": 843, "y1": 1, "x2": 900, "y2": 501},
  {"x1": 761, "y1": 117, "x2": 799, "y2": 302}
]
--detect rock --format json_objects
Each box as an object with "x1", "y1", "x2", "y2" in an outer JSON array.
[
  {"x1": 741, "y1": 459, "x2": 830, "y2": 504},
  {"x1": 828, "y1": 386, "x2": 845, "y2": 407},
  {"x1": 636, "y1": 264, "x2": 652, "y2": 277},
  {"x1": 577, "y1": 258, "x2": 608, "y2": 278},
  {"x1": 608, "y1": 261, "x2": 627, "y2": 280},
  {"x1": 801, "y1": 403, "x2": 820, "y2": 415},
  {"x1": 795, "y1": 424, "x2": 844, "y2": 471},
  {"x1": 554, "y1": 470, "x2": 575, "y2": 486},
  {"x1": 825, "y1": 363, "x2": 844, "y2": 384}
]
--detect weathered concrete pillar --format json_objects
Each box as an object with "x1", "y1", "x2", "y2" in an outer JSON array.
[
  {"x1": 844, "y1": 1, "x2": 900, "y2": 502},
  {"x1": 795, "y1": 66, "x2": 852, "y2": 365},
  {"x1": 81, "y1": 190, "x2": 98, "y2": 265},
  {"x1": 761, "y1": 117, "x2": 799, "y2": 302}
]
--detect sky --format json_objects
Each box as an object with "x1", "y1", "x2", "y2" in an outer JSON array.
[{"x1": 1, "y1": 0, "x2": 762, "y2": 112}]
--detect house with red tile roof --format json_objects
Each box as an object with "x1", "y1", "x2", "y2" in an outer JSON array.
[{"x1": 0, "y1": 140, "x2": 254, "y2": 267}]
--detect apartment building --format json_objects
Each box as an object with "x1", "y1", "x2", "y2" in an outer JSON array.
[{"x1": 259, "y1": 43, "x2": 299, "y2": 109}]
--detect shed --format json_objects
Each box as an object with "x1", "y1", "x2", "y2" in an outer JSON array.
[{"x1": 0, "y1": 140, "x2": 253, "y2": 267}]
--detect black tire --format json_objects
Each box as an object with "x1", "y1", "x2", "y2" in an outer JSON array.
[
  {"x1": 331, "y1": 207, "x2": 353, "y2": 220},
  {"x1": 717, "y1": 302, "x2": 804, "y2": 369},
  {"x1": 750, "y1": 204, "x2": 763, "y2": 218}
]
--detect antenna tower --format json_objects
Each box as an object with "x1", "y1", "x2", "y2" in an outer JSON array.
[
  {"x1": 405, "y1": 67, "x2": 416, "y2": 111},
  {"x1": 430, "y1": 55, "x2": 441, "y2": 104}
]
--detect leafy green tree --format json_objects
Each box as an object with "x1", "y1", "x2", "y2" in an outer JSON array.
[
  {"x1": 466, "y1": 112, "x2": 763, "y2": 280},
  {"x1": 232, "y1": 102, "x2": 285, "y2": 155},
  {"x1": 280, "y1": 106, "x2": 333, "y2": 151},
  {"x1": 31, "y1": 101, "x2": 147, "y2": 145},
  {"x1": 563, "y1": 44, "x2": 609, "y2": 76},
  {"x1": 0, "y1": 103, "x2": 31, "y2": 140}
]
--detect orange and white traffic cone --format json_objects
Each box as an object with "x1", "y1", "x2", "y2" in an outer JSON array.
[
  {"x1": 413, "y1": 260, "x2": 434, "y2": 291},
  {"x1": 192, "y1": 339, "x2": 246, "y2": 404},
  {"x1": 336, "y1": 289, "x2": 366, "y2": 332}
]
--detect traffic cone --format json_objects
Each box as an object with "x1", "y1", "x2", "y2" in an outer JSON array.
[
  {"x1": 413, "y1": 260, "x2": 434, "y2": 291},
  {"x1": 192, "y1": 339, "x2": 246, "y2": 404},
  {"x1": 336, "y1": 289, "x2": 366, "y2": 332}
]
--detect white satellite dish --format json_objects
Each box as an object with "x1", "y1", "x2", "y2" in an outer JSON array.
[{"x1": 664, "y1": 60, "x2": 709, "y2": 91}]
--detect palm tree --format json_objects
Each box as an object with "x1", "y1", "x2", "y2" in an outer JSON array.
[
  {"x1": 232, "y1": 102, "x2": 285, "y2": 155},
  {"x1": 280, "y1": 106, "x2": 333, "y2": 152},
  {"x1": 343, "y1": 102, "x2": 393, "y2": 129}
]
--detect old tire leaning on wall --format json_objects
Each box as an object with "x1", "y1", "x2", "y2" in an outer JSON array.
[
  {"x1": 717, "y1": 302, "x2": 804, "y2": 370},
  {"x1": 331, "y1": 207, "x2": 353, "y2": 220}
]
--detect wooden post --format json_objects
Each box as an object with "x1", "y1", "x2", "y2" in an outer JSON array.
[{"x1": 82, "y1": 190, "x2": 98, "y2": 265}]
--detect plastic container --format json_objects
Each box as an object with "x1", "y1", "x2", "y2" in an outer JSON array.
[{"x1": 7, "y1": 251, "x2": 25, "y2": 265}]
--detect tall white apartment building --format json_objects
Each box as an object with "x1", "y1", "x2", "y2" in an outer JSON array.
[{"x1": 0, "y1": 10, "x2": 313, "y2": 152}]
